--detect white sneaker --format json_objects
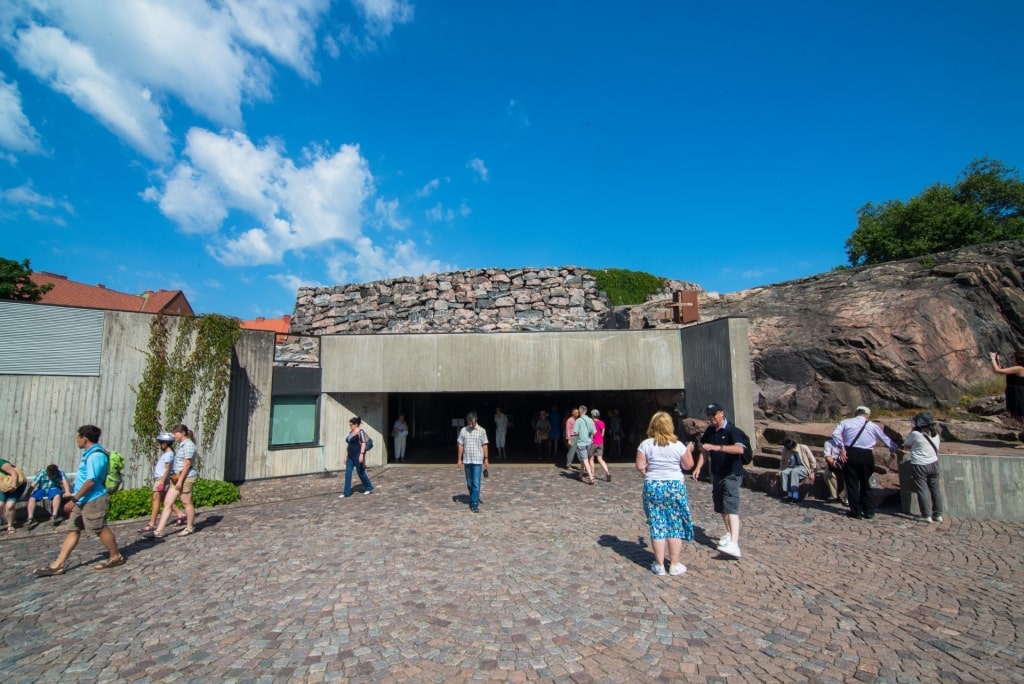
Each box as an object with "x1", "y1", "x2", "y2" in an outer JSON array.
[
  {"x1": 669, "y1": 563, "x2": 687, "y2": 576},
  {"x1": 338, "y1": 494, "x2": 347, "y2": 498},
  {"x1": 717, "y1": 532, "x2": 731, "y2": 548},
  {"x1": 720, "y1": 541, "x2": 742, "y2": 558},
  {"x1": 917, "y1": 516, "x2": 932, "y2": 523},
  {"x1": 934, "y1": 515, "x2": 943, "y2": 523},
  {"x1": 650, "y1": 561, "x2": 667, "y2": 576}
]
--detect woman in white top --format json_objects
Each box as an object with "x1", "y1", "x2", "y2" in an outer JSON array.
[
  {"x1": 636, "y1": 411, "x2": 695, "y2": 576},
  {"x1": 392, "y1": 414, "x2": 409, "y2": 462},
  {"x1": 902, "y1": 412, "x2": 944, "y2": 523}
]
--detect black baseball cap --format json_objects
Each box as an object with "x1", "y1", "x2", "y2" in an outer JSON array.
[{"x1": 705, "y1": 402, "x2": 724, "y2": 415}]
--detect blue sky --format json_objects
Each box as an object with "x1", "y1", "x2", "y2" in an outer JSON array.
[{"x1": 1, "y1": 1, "x2": 1022, "y2": 319}]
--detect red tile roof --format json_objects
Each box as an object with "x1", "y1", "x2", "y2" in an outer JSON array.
[
  {"x1": 30, "y1": 272, "x2": 194, "y2": 316},
  {"x1": 240, "y1": 315, "x2": 292, "y2": 334}
]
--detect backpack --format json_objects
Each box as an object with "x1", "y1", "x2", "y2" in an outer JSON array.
[
  {"x1": 0, "y1": 466, "x2": 26, "y2": 493},
  {"x1": 105, "y1": 450, "x2": 125, "y2": 493},
  {"x1": 360, "y1": 430, "x2": 374, "y2": 451}
]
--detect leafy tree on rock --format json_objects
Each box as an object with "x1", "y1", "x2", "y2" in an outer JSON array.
[
  {"x1": 846, "y1": 158, "x2": 1024, "y2": 266},
  {"x1": 0, "y1": 257, "x2": 53, "y2": 301}
]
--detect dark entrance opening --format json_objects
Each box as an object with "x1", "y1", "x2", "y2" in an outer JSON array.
[{"x1": 386, "y1": 390, "x2": 683, "y2": 465}]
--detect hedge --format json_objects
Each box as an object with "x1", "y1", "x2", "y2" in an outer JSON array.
[{"x1": 107, "y1": 479, "x2": 241, "y2": 521}]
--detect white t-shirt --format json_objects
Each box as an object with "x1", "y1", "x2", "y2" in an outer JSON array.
[
  {"x1": 903, "y1": 431, "x2": 939, "y2": 466},
  {"x1": 153, "y1": 450, "x2": 175, "y2": 479},
  {"x1": 637, "y1": 438, "x2": 688, "y2": 481},
  {"x1": 495, "y1": 413, "x2": 508, "y2": 434}
]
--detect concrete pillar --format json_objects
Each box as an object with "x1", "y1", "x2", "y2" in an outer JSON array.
[{"x1": 681, "y1": 317, "x2": 755, "y2": 448}]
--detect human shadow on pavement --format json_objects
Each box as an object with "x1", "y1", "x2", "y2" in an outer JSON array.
[
  {"x1": 598, "y1": 534, "x2": 653, "y2": 569},
  {"x1": 451, "y1": 494, "x2": 485, "y2": 507},
  {"x1": 691, "y1": 525, "x2": 718, "y2": 550},
  {"x1": 137, "y1": 514, "x2": 225, "y2": 543}
]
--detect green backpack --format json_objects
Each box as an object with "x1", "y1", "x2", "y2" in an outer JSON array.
[{"x1": 105, "y1": 450, "x2": 125, "y2": 493}]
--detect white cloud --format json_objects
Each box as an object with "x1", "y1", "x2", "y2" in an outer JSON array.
[
  {"x1": 0, "y1": 0, "x2": 332, "y2": 158},
  {"x1": 326, "y1": 235, "x2": 450, "y2": 285},
  {"x1": 426, "y1": 202, "x2": 449, "y2": 222},
  {"x1": 416, "y1": 178, "x2": 441, "y2": 197},
  {"x1": 0, "y1": 182, "x2": 73, "y2": 223},
  {"x1": 373, "y1": 197, "x2": 409, "y2": 230},
  {"x1": 224, "y1": 0, "x2": 330, "y2": 81},
  {"x1": 741, "y1": 268, "x2": 777, "y2": 280},
  {"x1": 12, "y1": 23, "x2": 172, "y2": 160},
  {"x1": 468, "y1": 157, "x2": 489, "y2": 182},
  {"x1": 352, "y1": 0, "x2": 414, "y2": 36},
  {"x1": 0, "y1": 72, "x2": 41, "y2": 153},
  {"x1": 506, "y1": 98, "x2": 530, "y2": 128},
  {"x1": 145, "y1": 128, "x2": 373, "y2": 266},
  {"x1": 270, "y1": 272, "x2": 323, "y2": 292},
  {"x1": 333, "y1": 0, "x2": 414, "y2": 55},
  {"x1": 424, "y1": 199, "x2": 470, "y2": 223}
]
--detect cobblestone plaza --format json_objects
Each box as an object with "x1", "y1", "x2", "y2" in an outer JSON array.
[{"x1": 3, "y1": 465, "x2": 1022, "y2": 682}]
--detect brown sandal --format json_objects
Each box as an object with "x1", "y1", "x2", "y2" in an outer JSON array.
[{"x1": 94, "y1": 556, "x2": 126, "y2": 570}]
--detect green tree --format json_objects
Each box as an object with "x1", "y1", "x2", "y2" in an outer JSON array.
[
  {"x1": 0, "y1": 257, "x2": 53, "y2": 301},
  {"x1": 845, "y1": 157, "x2": 1024, "y2": 266}
]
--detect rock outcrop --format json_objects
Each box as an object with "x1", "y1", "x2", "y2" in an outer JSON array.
[{"x1": 693, "y1": 240, "x2": 1024, "y2": 420}]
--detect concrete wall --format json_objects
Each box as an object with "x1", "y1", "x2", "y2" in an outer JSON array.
[
  {"x1": 681, "y1": 317, "x2": 755, "y2": 446},
  {"x1": 938, "y1": 453, "x2": 1024, "y2": 521},
  {"x1": 0, "y1": 305, "x2": 231, "y2": 487},
  {"x1": 321, "y1": 330, "x2": 687, "y2": 393}
]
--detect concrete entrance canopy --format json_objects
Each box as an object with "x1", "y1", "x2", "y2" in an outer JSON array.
[{"x1": 320, "y1": 317, "x2": 754, "y2": 441}]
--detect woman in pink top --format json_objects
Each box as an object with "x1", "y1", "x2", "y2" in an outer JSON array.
[{"x1": 590, "y1": 409, "x2": 611, "y2": 482}]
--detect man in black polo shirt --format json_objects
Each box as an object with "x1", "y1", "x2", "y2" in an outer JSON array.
[{"x1": 697, "y1": 402, "x2": 751, "y2": 559}]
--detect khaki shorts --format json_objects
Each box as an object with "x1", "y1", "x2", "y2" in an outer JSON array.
[
  {"x1": 70, "y1": 494, "x2": 110, "y2": 533},
  {"x1": 177, "y1": 476, "x2": 197, "y2": 495}
]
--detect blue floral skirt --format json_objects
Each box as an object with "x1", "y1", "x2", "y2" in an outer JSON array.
[{"x1": 643, "y1": 479, "x2": 694, "y2": 541}]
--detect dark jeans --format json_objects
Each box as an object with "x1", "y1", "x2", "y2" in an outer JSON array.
[
  {"x1": 911, "y1": 462, "x2": 943, "y2": 518},
  {"x1": 844, "y1": 447, "x2": 874, "y2": 516},
  {"x1": 344, "y1": 458, "x2": 373, "y2": 496}
]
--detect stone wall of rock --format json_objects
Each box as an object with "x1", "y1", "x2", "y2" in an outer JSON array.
[
  {"x1": 695, "y1": 240, "x2": 1024, "y2": 420},
  {"x1": 291, "y1": 267, "x2": 611, "y2": 334}
]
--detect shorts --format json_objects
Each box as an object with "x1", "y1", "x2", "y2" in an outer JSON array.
[
  {"x1": 176, "y1": 476, "x2": 197, "y2": 495},
  {"x1": 591, "y1": 445, "x2": 604, "y2": 459},
  {"x1": 0, "y1": 482, "x2": 27, "y2": 503},
  {"x1": 712, "y1": 473, "x2": 742, "y2": 515},
  {"x1": 576, "y1": 444, "x2": 591, "y2": 460},
  {"x1": 152, "y1": 479, "x2": 168, "y2": 493},
  {"x1": 31, "y1": 487, "x2": 63, "y2": 501},
  {"x1": 70, "y1": 494, "x2": 110, "y2": 533}
]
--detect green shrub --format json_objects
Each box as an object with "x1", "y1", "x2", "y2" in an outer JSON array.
[
  {"x1": 107, "y1": 479, "x2": 241, "y2": 521},
  {"x1": 591, "y1": 268, "x2": 665, "y2": 306},
  {"x1": 108, "y1": 487, "x2": 153, "y2": 521},
  {"x1": 193, "y1": 479, "x2": 241, "y2": 507}
]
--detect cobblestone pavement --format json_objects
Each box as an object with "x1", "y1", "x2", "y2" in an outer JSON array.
[{"x1": 2, "y1": 464, "x2": 1023, "y2": 683}]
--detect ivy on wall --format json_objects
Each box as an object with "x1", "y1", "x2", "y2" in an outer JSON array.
[{"x1": 131, "y1": 313, "x2": 242, "y2": 471}]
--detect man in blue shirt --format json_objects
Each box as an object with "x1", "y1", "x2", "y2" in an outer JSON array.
[{"x1": 33, "y1": 425, "x2": 124, "y2": 576}]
